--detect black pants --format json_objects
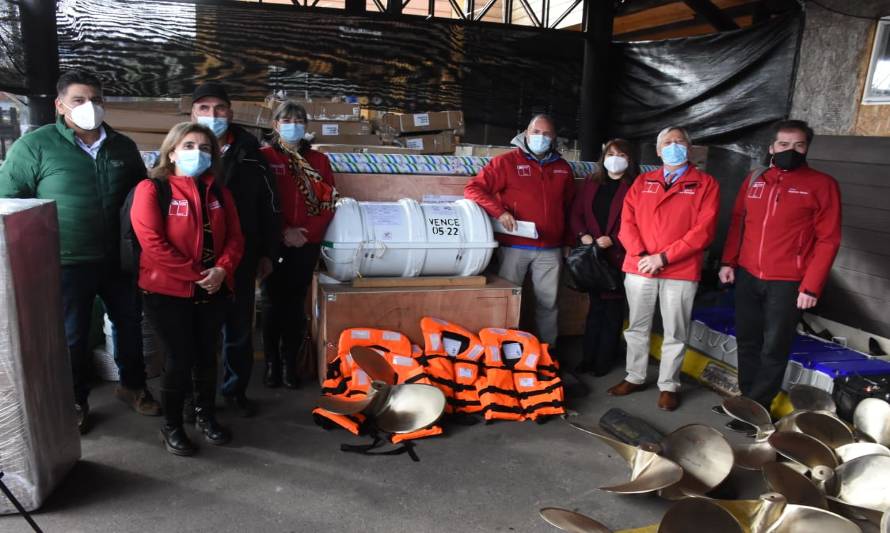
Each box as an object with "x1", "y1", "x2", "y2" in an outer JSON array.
[
  {"x1": 61, "y1": 262, "x2": 146, "y2": 403},
  {"x1": 143, "y1": 292, "x2": 227, "y2": 427},
  {"x1": 735, "y1": 268, "x2": 802, "y2": 407},
  {"x1": 582, "y1": 291, "x2": 625, "y2": 376},
  {"x1": 261, "y1": 244, "x2": 320, "y2": 368},
  {"x1": 220, "y1": 259, "x2": 257, "y2": 397}
]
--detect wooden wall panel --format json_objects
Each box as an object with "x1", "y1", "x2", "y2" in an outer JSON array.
[{"x1": 808, "y1": 135, "x2": 890, "y2": 337}]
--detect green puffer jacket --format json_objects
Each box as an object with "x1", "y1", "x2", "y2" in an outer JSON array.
[{"x1": 0, "y1": 118, "x2": 147, "y2": 265}]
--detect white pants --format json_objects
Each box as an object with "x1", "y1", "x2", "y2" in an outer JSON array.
[
  {"x1": 623, "y1": 273, "x2": 697, "y2": 392},
  {"x1": 498, "y1": 247, "x2": 561, "y2": 346}
]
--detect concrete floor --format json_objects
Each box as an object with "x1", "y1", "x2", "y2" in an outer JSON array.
[{"x1": 3, "y1": 349, "x2": 771, "y2": 533}]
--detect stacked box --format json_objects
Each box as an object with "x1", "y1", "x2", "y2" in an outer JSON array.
[
  {"x1": 0, "y1": 199, "x2": 81, "y2": 513},
  {"x1": 381, "y1": 111, "x2": 464, "y2": 155}
]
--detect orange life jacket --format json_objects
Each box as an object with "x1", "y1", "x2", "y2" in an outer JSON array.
[
  {"x1": 313, "y1": 328, "x2": 443, "y2": 442},
  {"x1": 476, "y1": 328, "x2": 566, "y2": 421},
  {"x1": 420, "y1": 317, "x2": 485, "y2": 414}
]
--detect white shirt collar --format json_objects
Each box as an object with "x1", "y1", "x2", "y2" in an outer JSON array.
[{"x1": 75, "y1": 126, "x2": 107, "y2": 160}]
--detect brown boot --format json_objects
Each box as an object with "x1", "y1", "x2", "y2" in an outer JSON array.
[
  {"x1": 657, "y1": 391, "x2": 680, "y2": 411},
  {"x1": 114, "y1": 385, "x2": 162, "y2": 416},
  {"x1": 607, "y1": 380, "x2": 646, "y2": 396}
]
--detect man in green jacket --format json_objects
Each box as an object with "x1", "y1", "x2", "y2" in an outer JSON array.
[{"x1": 0, "y1": 69, "x2": 161, "y2": 433}]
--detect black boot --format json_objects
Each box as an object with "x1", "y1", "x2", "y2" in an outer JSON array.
[
  {"x1": 264, "y1": 361, "x2": 282, "y2": 388},
  {"x1": 195, "y1": 407, "x2": 232, "y2": 445},
  {"x1": 160, "y1": 424, "x2": 197, "y2": 456},
  {"x1": 182, "y1": 394, "x2": 197, "y2": 424},
  {"x1": 282, "y1": 351, "x2": 298, "y2": 389}
]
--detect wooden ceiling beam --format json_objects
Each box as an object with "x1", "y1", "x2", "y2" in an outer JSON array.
[{"x1": 683, "y1": 0, "x2": 739, "y2": 30}]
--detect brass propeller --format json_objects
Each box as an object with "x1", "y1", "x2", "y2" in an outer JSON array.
[
  {"x1": 788, "y1": 384, "x2": 837, "y2": 412},
  {"x1": 539, "y1": 507, "x2": 614, "y2": 533},
  {"x1": 657, "y1": 424, "x2": 734, "y2": 500},
  {"x1": 762, "y1": 461, "x2": 828, "y2": 509},
  {"x1": 350, "y1": 345, "x2": 399, "y2": 384},
  {"x1": 853, "y1": 398, "x2": 890, "y2": 447}
]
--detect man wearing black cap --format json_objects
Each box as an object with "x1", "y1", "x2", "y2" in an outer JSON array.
[{"x1": 189, "y1": 82, "x2": 279, "y2": 417}]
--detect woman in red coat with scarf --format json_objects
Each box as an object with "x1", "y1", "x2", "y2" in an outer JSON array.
[{"x1": 569, "y1": 139, "x2": 638, "y2": 376}]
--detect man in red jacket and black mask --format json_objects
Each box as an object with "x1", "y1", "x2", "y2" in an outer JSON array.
[
  {"x1": 464, "y1": 115, "x2": 574, "y2": 352},
  {"x1": 719, "y1": 119, "x2": 841, "y2": 409}
]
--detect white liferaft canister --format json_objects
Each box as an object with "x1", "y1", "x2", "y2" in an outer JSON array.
[{"x1": 321, "y1": 197, "x2": 498, "y2": 281}]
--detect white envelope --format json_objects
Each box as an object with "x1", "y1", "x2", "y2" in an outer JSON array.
[{"x1": 490, "y1": 217, "x2": 539, "y2": 239}]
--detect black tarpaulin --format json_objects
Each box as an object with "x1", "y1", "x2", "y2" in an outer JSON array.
[{"x1": 609, "y1": 14, "x2": 803, "y2": 153}]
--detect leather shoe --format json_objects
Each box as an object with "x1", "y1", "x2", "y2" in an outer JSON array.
[
  {"x1": 182, "y1": 395, "x2": 197, "y2": 424},
  {"x1": 607, "y1": 380, "x2": 646, "y2": 396},
  {"x1": 160, "y1": 424, "x2": 197, "y2": 456},
  {"x1": 282, "y1": 364, "x2": 299, "y2": 389},
  {"x1": 657, "y1": 391, "x2": 680, "y2": 411},
  {"x1": 74, "y1": 401, "x2": 90, "y2": 435},
  {"x1": 195, "y1": 410, "x2": 232, "y2": 445},
  {"x1": 263, "y1": 362, "x2": 281, "y2": 388}
]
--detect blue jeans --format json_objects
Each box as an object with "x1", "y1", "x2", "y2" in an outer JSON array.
[{"x1": 61, "y1": 262, "x2": 146, "y2": 404}]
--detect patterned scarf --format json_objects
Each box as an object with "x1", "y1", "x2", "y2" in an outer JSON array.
[{"x1": 275, "y1": 140, "x2": 337, "y2": 216}]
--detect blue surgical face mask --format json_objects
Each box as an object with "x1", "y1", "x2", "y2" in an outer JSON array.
[
  {"x1": 176, "y1": 149, "x2": 212, "y2": 177},
  {"x1": 196, "y1": 116, "x2": 229, "y2": 138},
  {"x1": 661, "y1": 142, "x2": 688, "y2": 166},
  {"x1": 279, "y1": 123, "x2": 305, "y2": 143},
  {"x1": 527, "y1": 134, "x2": 552, "y2": 155}
]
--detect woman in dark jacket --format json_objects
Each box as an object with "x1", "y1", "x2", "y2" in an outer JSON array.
[
  {"x1": 569, "y1": 138, "x2": 638, "y2": 376},
  {"x1": 259, "y1": 102, "x2": 337, "y2": 388},
  {"x1": 132, "y1": 122, "x2": 244, "y2": 456}
]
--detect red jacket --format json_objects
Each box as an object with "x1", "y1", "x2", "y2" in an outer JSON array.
[
  {"x1": 131, "y1": 174, "x2": 244, "y2": 298},
  {"x1": 569, "y1": 178, "x2": 632, "y2": 269},
  {"x1": 260, "y1": 146, "x2": 336, "y2": 244},
  {"x1": 619, "y1": 165, "x2": 719, "y2": 281},
  {"x1": 464, "y1": 148, "x2": 575, "y2": 248},
  {"x1": 721, "y1": 164, "x2": 841, "y2": 297}
]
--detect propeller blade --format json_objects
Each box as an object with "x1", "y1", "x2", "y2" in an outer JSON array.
[
  {"x1": 768, "y1": 431, "x2": 839, "y2": 469},
  {"x1": 599, "y1": 458, "x2": 684, "y2": 494},
  {"x1": 733, "y1": 441, "x2": 777, "y2": 470},
  {"x1": 789, "y1": 384, "x2": 837, "y2": 412},
  {"x1": 723, "y1": 396, "x2": 773, "y2": 435},
  {"x1": 762, "y1": 461, "x2": 828, "y2": 509},
  {"x1": 772, "y1": 501, "x2": 862, "y2": 533},
  {"x1": 795, "y1": 411, "x2": 855, "y2": 449},
  {"x1": 569, "y1": 422, "x2": 656, "y2": 466},
  {"x1": 350, "y1": 346, "x2": 398, "y2": 385},
  {"x1": 657, "y1": 498, "x2": 743, "y2": 533},
  {"x1": 853, "y1": 398, "x2": 890, "y2": 447},
  {"x1": 659, "y1": 424, "x2": 734, "y2": 498},
  {"x1": 834, "y1": 454, "x2": 890, "y2": 512},
  {"x1": 539, "y1": 507, "x2": 613, "y2": 533},
  {"x1": 373, "y1": 383, "x2": 446, "y2": 434},
  {"x1": 827, "y1": 496, "x2": 886, "y2": 526},
  {"x1": 836, "y1": 442, "x2": 890, "y2": 463},
  {"x1": 316, "y1": 391, "x2": 376, "y2": 415}
]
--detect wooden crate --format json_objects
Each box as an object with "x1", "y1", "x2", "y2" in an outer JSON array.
[
  {"x1": 333, "y1": 173, "x2": 470, "y2": 202},
  {"x1": 311, "y1": 274, "x2": 521, "y2": 382}
]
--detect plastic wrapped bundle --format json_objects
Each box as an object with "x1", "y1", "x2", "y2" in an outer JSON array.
[{"x1": 0, "y1": 199, "x2": 81, "y2": 513}]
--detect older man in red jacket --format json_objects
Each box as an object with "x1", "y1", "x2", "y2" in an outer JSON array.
[
  {"x1": 719, "y1": 119, "x2": 841, "y2": 408},
  {"x1": 608, "y1": 126, "x2": 719, "y2": 411},
  {"x1": 464, "y1": 115, "x2": 575, "y2": 350}
]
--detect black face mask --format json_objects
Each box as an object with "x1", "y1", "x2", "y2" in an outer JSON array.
[{"x1": 773, "y1": 149, "x2": 807, "y2": 171}]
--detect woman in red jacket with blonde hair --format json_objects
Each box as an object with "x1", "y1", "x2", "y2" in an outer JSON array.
[
  {"x1": 259, "y1": 101, "x2": 337, "y2": 388},
  {"x1": 131, "y1": 122, "x2": 243, "y2": 456}
]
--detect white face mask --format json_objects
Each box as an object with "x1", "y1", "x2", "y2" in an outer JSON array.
[
  {"x1": 603, "y1": 155, "x2": 628, "y2": 174},
  {"x1": 64, "y1": 101, "x2": 105, "y2": 131}
]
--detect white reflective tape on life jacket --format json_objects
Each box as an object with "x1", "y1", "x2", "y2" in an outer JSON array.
[
  {"x1": 457, "y1": 367, "x2": 474, "y2": 379},
  {"x1": 428, "y1": 333, "x2": 442, "y2": 351},
  {"x1": 392, "y1": 355, "x2": 413, "y2": 367},
  {"x1": 503, "y1": 342, "x2": 523, "y2": 360},
  {"x1": 489, "y1": 345, "x2": 500, "y2": 362},
  {"x1": 466, "y1": 344, "x2": 484, "y2": 361},
  {"x1": 431, "y1": 317, "x2": 449, "y2": 326},
  {"x1": 443, "y1": 337, "x2": 463, "y2": 357},
  {"x1": 515, "y1": 331, "x2": 533, "y2": 339},
  {"x1": 489, "y1": 328, "x2": 508, "y2": 335},
  {"x1": 519, "y1": 377, "x2": 536, "y2": 388},
  {"x1": 524, "y1": 353, "x2": 538, "y2": 368},
  {"x1": 351, "y1": 329, "x2": 371, "y2": 340},
  {"x1": 345, "y1": 354, "x2": 354, "y2": 366},
  {"x1": 355, "y1": 370, "x2": 369, "y2": 385},
  {"x1": 382, "y1": 331, "x2": 402, "y2": 341}
]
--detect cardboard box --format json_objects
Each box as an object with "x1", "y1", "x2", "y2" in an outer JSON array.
[
  {"x1": 104, "y1": 97, "x2": 181, "y2": 114},
  {"x1": 104, "y1": 109, "x2": 184, "y2": 134},
  {"x1": 455, "y1": 144, "x2": 515, "y2": 158},
  {"x1": 315, "y1": 144, "x2": 422, "y2": 155},
  {"x1": 398, "y1": 132, "x2": 456, "y2": 154},
  {"x1": 311, "y1": 274, "x2": 521, "y2": 381},
  {"x1": 179, "y1": 97, "x2": 273, "y2": 128},
  {"x1": 306, "y1": 121, "x2": 371, "y2": 137},
  {"x1": 264, "y1": 97, "x2": 362, "y2": 121},
  {"x1": 382, "y1": 111, "x2": 464, "y2": 135},
  {"x1": 120, "y1": 131, "x2": 168, "y2": 151},
  {"x1": 311, "y1": 133, "x2": 381, "y2": 146},
  {"x1": 332, "y1": 173, "x2": 469, "y2": 202},
  {"x1": 0, "y1": 199, "x2": 81, "y2": 512}
]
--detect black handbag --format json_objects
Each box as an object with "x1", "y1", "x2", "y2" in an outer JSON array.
[{"x1": 565, "y1": 244, "x2": 621, "y2": 293}]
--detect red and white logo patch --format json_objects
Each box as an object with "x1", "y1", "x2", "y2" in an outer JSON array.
[
  {"x1": 208, "y1": 200, "x2": 221, "y2": 210},
  {"x1": 747, "y1": 181, "x2": 765, "y2": 199},
  {"x1": 643, "y1": 181, "x2": 661, "y2": 194},
  {"x1": 169, "y1": 200, "x2": 189, "y2": 217},
  {"x1": 516, "y1": 165, "x2": 531, "y2": 177}
]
